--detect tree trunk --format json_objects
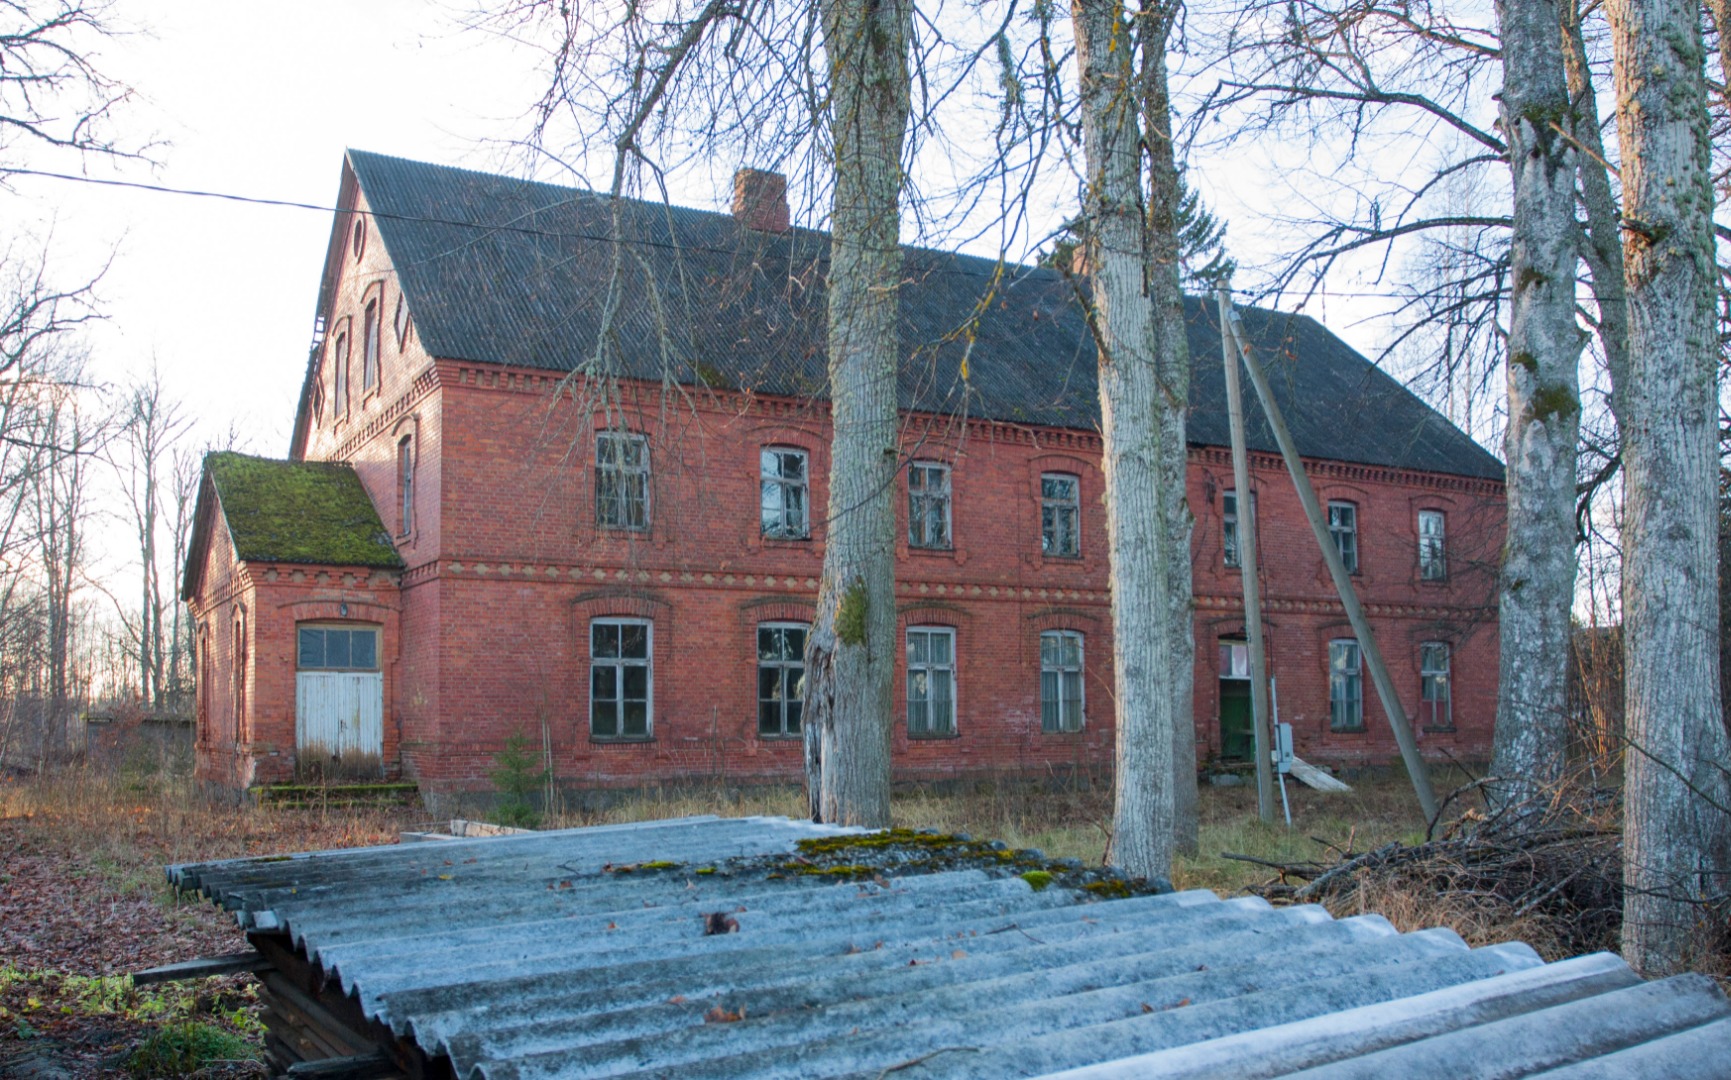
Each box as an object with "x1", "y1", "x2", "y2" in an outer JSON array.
[
  {"x1": 802, "y1": 0, "x2": 912, "y2": 827},
  {"x1": 1607, "y1": 0, "x2": 1731, "y2": 974},
  {"x1": 1486, "y1": 0, "x2": 1584, "y2": 822},
  {"x1": 1559, "y1": 0, "x2": 1630, "y2": 411},
  {"x1": 1140, "y1": 6, "x2": 1199, "y2": 855},
  {"x1": 1074, "y1": 0, "x2": 1177, "y2": 883}
]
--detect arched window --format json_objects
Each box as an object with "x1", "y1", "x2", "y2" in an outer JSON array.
[
  {"x1": 332, "y1": 332, "x2": 350, "y2": 417},
  {"x1": 757, "y1": 623, "x2": 807, "y2": 736},
  {"x1": 1329, "y1": 639, "x2": 1363, "y2": 731},
  {"x1": 1041, "y1": 473, "x2": 1080, "y2": 557},
  {"x1": 1040, "y1": 630, "x2": 1084, "y2": 732},
  {"x1": 590, "y1": 619, "x2": 652, "y2": 738},
  {"x1": 362, "y1": 299, "x2": 380, "y2": 392},
  {"x1": 397, "y1": 434, "x2": 415, "y2": 537},
  {"x1": 906, "y1": 626, "x2": 956, "y2": 735},
  {"x1": 1420, "y1": 642, "x2": 1452, "y2": 728}
]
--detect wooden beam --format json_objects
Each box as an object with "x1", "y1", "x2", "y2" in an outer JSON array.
[
  {"x1": 1221, "y1": 301, "x2": 1440, "y2": 822},
  {"x1": 1217, "y1": 285, "x2": 1276, "y2": 823},
  {"x1": 131, "y1": 950, "x2": 272, "y2": 985},
  {"x1": 285, "y1": 1050, "x2": 401, "y2": 1079}
]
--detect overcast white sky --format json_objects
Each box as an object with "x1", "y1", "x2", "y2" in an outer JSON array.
[
  {"x1": 9, "y1": 1, "x2": 562, "y2": 458},
  {"x1": 5, "y1": 0, "x2": 1430, "y2": 598}
]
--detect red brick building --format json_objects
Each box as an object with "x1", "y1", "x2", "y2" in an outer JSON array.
[{"x1": 183, "y1": 151, "x2": 1505, "y2": 800}]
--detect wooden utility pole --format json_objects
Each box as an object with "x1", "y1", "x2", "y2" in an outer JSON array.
[
  {"x1": 1216, "y1": 286, "x2": 1274, "y2": 823},
  {"x1": 1220, "y1": 302, "x2": 1440, "y2": 823}
]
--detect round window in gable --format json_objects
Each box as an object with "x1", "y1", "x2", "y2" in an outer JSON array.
[{"x1": 351, "y1": 218, "x2": 366, "y2": 258}]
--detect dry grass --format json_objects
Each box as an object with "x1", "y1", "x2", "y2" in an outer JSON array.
[{"x1": 0, "y1": 760, "x2": 1618, "y2": 979}]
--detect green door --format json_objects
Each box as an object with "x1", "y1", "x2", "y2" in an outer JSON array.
[{"x1": 1219, "y1": 680, "x2": 1254, "y2": 761}]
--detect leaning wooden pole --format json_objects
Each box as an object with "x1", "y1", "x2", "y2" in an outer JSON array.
[
  {"x1": 1216, "y1": 286, "x2": 1275, "y2": 823},
  {"x1": 1221, "y1": 302, "x2": 1440, "y2": 822}
]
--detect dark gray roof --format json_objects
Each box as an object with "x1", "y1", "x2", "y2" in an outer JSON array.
[
  {"x1": 170, "y1": 816, "x2": 1729, "y2": 1079},
  {"x1": 348, "y1": 150, "x2": 1503, "y2": 482}
]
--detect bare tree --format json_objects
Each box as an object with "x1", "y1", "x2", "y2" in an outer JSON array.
[
  {"x1": 1070, "y1": 0, "x2": 1189, "y2": 881},
  {"x1": 1607, "y1": 0, "x2": 1731, "y2": 974},
  {"x1": 110, "y1": 367, "x2": 190, "y2": 708},
  {"x1": 30, "y1": 357, "x2": 95, "y2": 756},
  {"x1": 800, "y1": 0, "x2": 913, "y2": 827},
  {"x1": 1485, "y1": 0, "x2": 1585, "y2": 820},
  {"x1": 0, "y1": 0, "x2": 142, "y2": 170}
]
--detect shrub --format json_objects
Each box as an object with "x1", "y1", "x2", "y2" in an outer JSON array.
[
  {"x1": 126, "y1": 1021, "x2": 257, "y2": 1078},
  {"x1": 488, "y1": 731, "x2": 548, "y2": 829}
]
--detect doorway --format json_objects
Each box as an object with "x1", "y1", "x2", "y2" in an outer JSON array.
[
  {"x1": 294, "y1": 623, "x2": 383, "y2": 780},
  {"x1": 1219, "y1": 639, "x2": 1254, "y2": 761}
]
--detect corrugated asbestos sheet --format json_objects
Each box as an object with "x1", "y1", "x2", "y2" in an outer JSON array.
[
  {"x1": 347, "y1": 150, "x2": 1504, "y2": 482},
  {"x1": 169, "y1": 815, "x2": 1731, "y2": 1079}
]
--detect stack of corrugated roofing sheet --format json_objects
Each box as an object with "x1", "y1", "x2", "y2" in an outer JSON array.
[{"x1": 169, "y1": 815, "x2": 1731, "y2": 1078}]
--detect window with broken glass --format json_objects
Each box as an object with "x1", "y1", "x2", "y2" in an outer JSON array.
[
  {"x1": 760, "y1": 448, "x2": 809, "y2": 538},
  {"x1": 1418, "y1": 510, "x2": 1446, "y2": 581},
  {"x1": 1224, "y1": 490, "x2": 1256, "y2": 568},
  {"x1": 1040, "y1": 630, "x2": 1085, "y2": 733},
  {"x1": 906, "y1": 627, "x2": 956, "y2": 736},
  {"x1": 1329, "y1": 639, "x2": 1363, "y2": 731},
  {"x1": 1041, "y1": 473, "x2": 1080, "y2": 557},
  {"x1": 1328, "y1": 501, "x2": 1359, "y2": 573},
  {"x1": 591, "y1": 619, "x2": 651, "y2": 739},
  {"x1": 596, "y1": 432, "x2": 651, "y2": 531},
  {"x1": 907, "y1": 462, "x2": 952, "y2": 549},
  {"x1": 1420, "y1": 642, "x2": 1452, "y2": 728},
  {"x1": 757, "y1": 623, "x2": 807, "y2": 737}
]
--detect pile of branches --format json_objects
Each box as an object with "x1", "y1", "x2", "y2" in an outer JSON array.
[{"x1": 1226, "y1": 780, "x2": 1625, "y2": 957}]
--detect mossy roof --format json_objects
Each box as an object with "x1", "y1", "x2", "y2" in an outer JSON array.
[{"x1": 206, "y1": 452, "x2": 403, "y2": 569}]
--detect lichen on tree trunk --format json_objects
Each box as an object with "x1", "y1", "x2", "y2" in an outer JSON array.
[
  {"x1": 1073, "y1": 0, "x2": 1184, "y2": 882},
  {"x1": 1606, "y1": 0, "x2": 1731, "y2": 974},
  {"x1": 1487, "y1": 0, "x2": 1584, "y2": 823},
  {"x1": 802, "y1": 0, "x2": 912, "y2": 828}
]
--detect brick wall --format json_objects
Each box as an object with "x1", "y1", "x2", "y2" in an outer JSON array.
[
  {"x1": 193, "y1": 186, "x2": 1503, "y2": 796},
  {"x1": 272, "y1": 347, "x2": 1502, "y2": 796}
]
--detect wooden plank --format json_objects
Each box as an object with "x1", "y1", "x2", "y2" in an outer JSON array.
[
  {"x1": 1289, "y1": 756, "x2": 1353, "y2": 793},
  {"x1": 261, "y1": 972, "x2": 375, "y2": 1059},
  {"x1": 285, "y1": 1050, "x2": 400, "y2": 1079},
  {"x1": 132, "y1": 950, "x2": 271, "y2": 985}
]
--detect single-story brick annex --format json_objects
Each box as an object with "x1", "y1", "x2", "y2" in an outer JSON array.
[{"x1": 181, "y1": 150, "x2": 1506, "y2": 801}]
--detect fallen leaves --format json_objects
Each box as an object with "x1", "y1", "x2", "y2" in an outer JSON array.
[
  {"x1": 704, "y1": 1004, "x2": 746, "y2": 1023},
  {"x1": 702, "y1": 912, "x2": 739, "y2": 935}
]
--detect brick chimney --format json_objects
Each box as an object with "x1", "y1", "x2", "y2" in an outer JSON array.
[{"x1": 733, "y1": 168, "x2": 790, "y2": 233}]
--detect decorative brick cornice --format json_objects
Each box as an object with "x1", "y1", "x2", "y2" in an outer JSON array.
[
  {"x1": 1189, "y1": 445, "x2": 1503, "y2": 497},
  {"x1": 326, "y1": 365, "x2": 441, "y2": 462},
  {"x1": 1196, "y1": 591, "x2": 1494, "y2": 622}
]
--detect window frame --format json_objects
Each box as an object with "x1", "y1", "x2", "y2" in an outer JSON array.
[
  {"x1": 332, "y1": 331, "x2": 350, "y2": 419},
  {"x1": 756, "y1": 622, "x2": 808, "y2": 738},
  {"x1": 1420, "y1": 641, "x2": 1452, "y2": 729},
  {"x1": 1224, "y1": 490, "x2": 1257, "y2": 569},
  {"x1": 759, "y1": 447, "x2": 810, "y2": 540},
  {"x1": 393, "y1": 292, "x2": 411, "y2": 348},
  {"x1": 589, "y1": 617, "x2": 653, "y2": 740},
  {"x1": 1418, "y1": 509, "x2": 1447, "y2": 581},
  {"x1": 397, "y1": 434, "x2": 415, "y2": 538},
  {"x1": 1329, "y1": 638, "x2": 1364, "y2": 732},
  {"x1": 295, "y1": 622, "x2": 381, "y2": 673},
  {"x1": 1328, "y1": 500, "x2": 1359, "y2": 574},
  {"x1": 361, "y1": 298, "x2": 380, "y2": 394},
  {"x1": 1040, "y1": 473, "x2": 1081, "y2": 558},
  {"x1": 907, "y1": 461, "x2": 953, "y2": 550},
  {"x1": 595, "y1": 431, "x2": 652, "y2": 532},
  {"x1": 906, "y1": 625, "x2": 958, "y2": 737},
  {"x1": 1039, "y1": 629, "x2": 1085, "y2": 734}
]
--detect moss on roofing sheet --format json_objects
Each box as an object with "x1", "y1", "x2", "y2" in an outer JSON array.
[{"x1": 207, "y1": 452, "x2": 403, "y2": 569}]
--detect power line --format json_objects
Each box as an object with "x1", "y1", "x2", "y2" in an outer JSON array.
[{"x1": 10, "y1": 165, "x2": 1658, "y2": 309}]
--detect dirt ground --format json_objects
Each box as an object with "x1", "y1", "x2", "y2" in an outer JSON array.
[{"x1": 0, "y1": 763, "x2": 1454, "y2": 1078}]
